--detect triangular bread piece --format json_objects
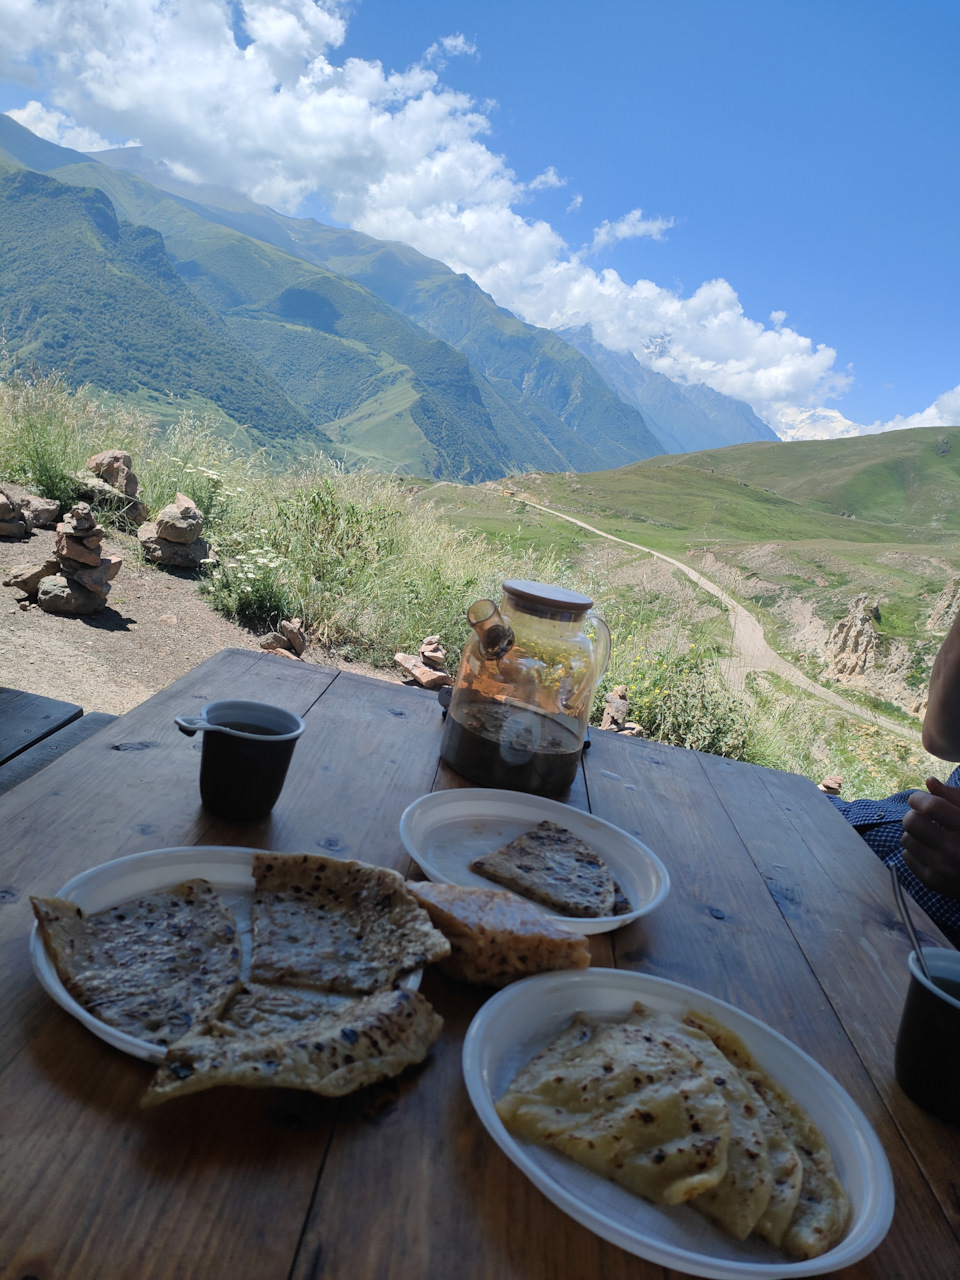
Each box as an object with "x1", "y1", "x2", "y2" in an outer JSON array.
[
  {"x1": 31, "y1": 880, "x2": 242, "y2": 1047},
  {"x1": 250, "y1": 853, "x2": 450, "y2": 993},
  {"x1": 469, "y1": 821, "x2": 616, "y2": 917}
]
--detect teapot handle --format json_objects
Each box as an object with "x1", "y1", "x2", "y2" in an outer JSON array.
[{"x1": 586, "y1": 609, "x2": 612, "y2": 681}]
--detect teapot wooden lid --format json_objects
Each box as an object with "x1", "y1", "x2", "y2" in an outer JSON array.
[{"x1": 502, "y1": 579, "x2": 594, "y2": 618}]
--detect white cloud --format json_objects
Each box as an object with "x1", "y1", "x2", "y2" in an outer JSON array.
[
  {"x1": 8, "y1": 99, "x2": 132, "y2": 150},
  {"x1": 586, "y1": 207, "x2": 673, "y2": 253},
  {"x1": 0, "y1": 0, "x2": 879, "y2": 426}
]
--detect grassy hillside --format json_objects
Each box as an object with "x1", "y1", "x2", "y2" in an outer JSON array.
[{"x1": 638, "y1": 428, "x2": 960, "y2": 531}]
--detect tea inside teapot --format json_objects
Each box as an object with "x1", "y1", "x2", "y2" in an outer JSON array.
[{"x1": 440, "y1": 580, "x2": 610, "y2": 795}]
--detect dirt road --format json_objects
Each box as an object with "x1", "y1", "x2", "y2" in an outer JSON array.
[{"x1": 520, "y1": 497, "x2": 922, "y2": 743}]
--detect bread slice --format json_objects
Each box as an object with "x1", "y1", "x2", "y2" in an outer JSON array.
[
  {"x1": 250, "y1": 853, "x2": 450, "y2": 993},
  {"x1": 408, "y1": 882, "x2": 590, "y2": 987},
  {"x1": 141, "y1": 984, "x2": 443, "y2": 1106},
  {"x1": 469, "y1": 821, "x2": 616, "y2": 917}
]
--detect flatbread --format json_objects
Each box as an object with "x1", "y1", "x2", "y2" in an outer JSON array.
[
  {"x1": 408, "y1": 881, "x2": 590, "y2": 987},
  {"x1": 469, "y1": 821, "x2": 617, "y2": 917},
  {"x1": 648, "y1": 1012, "x2": 774, "y2": 1240},
  {"x1": 141, "y1": 985, "x2": 443, "y2": 1106},
  {"x1": 496, "y1": 1005, "x2": 731, "y2": 1206},
  {"x1": 250, "y1": 853, "x2": 451, "y2": 993},
  {"x1": 683, "y1": 1010, "x2": 849, "y2": 1258},
  {"x1": 31, "y1": 880, "x2": 242, "y2": 1046}
]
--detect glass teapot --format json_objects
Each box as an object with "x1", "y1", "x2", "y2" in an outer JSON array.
[{"x1": 440, "y1": 579, "x2": 611, "y2": 795}]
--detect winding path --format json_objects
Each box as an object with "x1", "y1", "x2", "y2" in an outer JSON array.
[{"x1": 519, "y1": 496, "x2": 922, "y2": 743}]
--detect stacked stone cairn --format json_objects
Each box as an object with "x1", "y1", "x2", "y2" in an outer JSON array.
[
  {"x1": 394, "y1": 635, "x2": 454, "y2": 690},
  {"x1": 35, "y1": 501, "x2": 122, "y2": 615},
  {"x1": 138, "y1": 492, "x2": 212, "y2": 568},
  {"x1": 600, "y1": 684, "x2": 646, "y2": 737}
]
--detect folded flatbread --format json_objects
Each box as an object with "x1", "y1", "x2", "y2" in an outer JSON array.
[
  {"x1": 31, "y1": 880, "x2": 242, "y2": 1046},
  {"x1": 250, "y1": 853, "x2": 451, "y2": 993},
  {"x1": 647, "y1": 1011, "x2": 774, "y2": 1240},
  {"x1": 496, "y1": 1005, "x2": 731, "y2": 1206},
  {"x1": 142, "y1": 984, "x2": 443, "y2": 1106},
  {"x1": 469, "y1": 821, "x2": 618, "y2": 917},
  {"x1": 684, "y1": 1010, "x2": 848, "y2": 1259}
]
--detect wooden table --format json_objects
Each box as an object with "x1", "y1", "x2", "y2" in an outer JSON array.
[
  {"x1": 1, "y1": 648, "x2": 957, "y2": 1279},
  {"x1": 0, "y1": 687, "x2": 81, "y2": 766}
]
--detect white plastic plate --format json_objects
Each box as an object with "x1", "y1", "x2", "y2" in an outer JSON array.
[
  {"x1": 399, "y1": 788, "x2": 669, "y2": 935},
  {"x1": 462, "y1": 968, "x2": 894, "y2": 1279},
  {"x1": 30, "y1": 846, "x2": 421, "y2": 1064}
]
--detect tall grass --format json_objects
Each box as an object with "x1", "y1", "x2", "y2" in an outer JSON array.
[{"x1": 204, "y1": 466, "x2": 571, "y2": 661}]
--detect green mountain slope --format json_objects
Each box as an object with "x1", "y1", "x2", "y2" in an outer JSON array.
[
  {"x1": 637, "y1": 428, "x2": 960, "y2": 531},
  {"x1": 80, "y1": 141, "x2": 666, "y2": 465},
  {"x1": 0, "y1": 169, "x2": 313, "y2": 446}
]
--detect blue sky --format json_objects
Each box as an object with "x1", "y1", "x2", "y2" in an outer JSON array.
[{"x1": 1, "y1": 0, "x2": 958, "y2": 438}]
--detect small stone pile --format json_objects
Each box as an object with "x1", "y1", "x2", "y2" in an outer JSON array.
[
  {"x1": 80, "y1": 450, "x2": 149, "y2": 527},
  {"x1": 600, "y1": 685, "x2": 646, "y2": 737},
  {"x1": 395, "y1": 635, "x2": 454, "y2": 689},
  {"x1": 260, "y1": 618, "x2": 307, "y2": 660},
  {"x1": 0, "y1": 486, "x2": 60, "y2": 538},
  {"x1": 138, "y1": 492, "x2": 212, "y2": 568},
  {"x1": 35, "y1": 501, "x2": 122, "y2": 615}
]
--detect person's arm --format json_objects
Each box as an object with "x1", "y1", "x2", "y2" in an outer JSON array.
[
  {"x1": 902, "y1": 777, "x2": 960, "y2": 898},
  {"x1": 922, "y1": 608, "x2": 960, "y2": 760}
]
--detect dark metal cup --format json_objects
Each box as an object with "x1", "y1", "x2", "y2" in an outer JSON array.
[
  {"x1": 176, "y1": 699, "x2": 305, "y2": 822},
  {"x1": 894, "y1": 947, "x2": 960, "y2": 1125}
]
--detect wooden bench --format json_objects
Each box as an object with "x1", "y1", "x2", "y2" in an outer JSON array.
[{"x1": 0, "y1": 688, "x2": 116, "y2": 796}]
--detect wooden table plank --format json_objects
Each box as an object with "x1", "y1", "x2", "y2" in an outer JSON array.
[{"x1": 0, "y1": 686, "x2": 82, "y2": 765}]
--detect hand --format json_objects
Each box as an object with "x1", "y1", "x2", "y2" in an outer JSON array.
[{"x1": 901, "y1": 777, "x2": 960, "y2": 899}]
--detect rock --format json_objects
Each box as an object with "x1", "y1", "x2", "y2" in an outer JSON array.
[
  {"x1": 0, "y1": 520, "x2": 27, "y2": 539},
  {"x1": 73, "y1": 564, "x2": 112, "y2": 597},
  {"x1": 600, "y1": 688, "x2": 630, "y2": 732},
  {"x1": 395, "y1": 652, "x2": 454, "y2": 689},
  {"x1": 2, "y1": 558, "x2": 60, "y2": 595},
  {"x1": 155, "y1": 492, "x2": 204, "y2": 544},
  {"x1": 55, "y1": 530, "x2": 101, "y2": 566},
  {"x1": 137, "y1": 522, "x2": 210, "y2": 568},
  {"x1": 0, "y1": 489, "x2": 19, "y2": 521},
  {"x1": 259, "y1": 632, "x2": 293, "y2": 652},
  {"x1": 37, "y1": 575, "x2": 105, "y2": 615},
  {"x1": 818, "y1": 776, "x2": 844, "y2": 795},
  {"x1": 86, "y1": 449, "x2": 140, "y2": 497},
  {"x1": 926, "y1": 578, "x2": 960, "y2": 633},
  {"x1": 279, "y1": 618, "x2": 306, "y2": 656},
  {"x1": 418, "y1": 635, "x2": 447, "y2": 670},
  {"x1": 63, "y1": 501, "x2": 97, "y2": 533},
  {"x1": 825, "y1": 597, "x2": 879, "y2": 680},
  {"x1": 269, "y1": 648, "x2": 300, "y2": 660},
  {"x1": 20, "y1": 495, "x2": 60, "y2": 528},
  {"x1": 73, "y1": 474, "x2": 149, "y2": 527},
  {"x1": 102, "y1": 555, "x2": 122, "y2": 582}
]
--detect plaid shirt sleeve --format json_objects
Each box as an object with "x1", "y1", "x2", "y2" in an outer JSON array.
[{"x1": 828, "y1": 767, "x2": 960, "y2": 948}]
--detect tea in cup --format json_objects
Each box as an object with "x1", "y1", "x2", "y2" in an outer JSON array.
[
  {"x1": 894, "y1": 946, "x2": 960, "y2": 1124},
  {"x1": 175, "y1": 699, "x2": 306, "y2": 821}
]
